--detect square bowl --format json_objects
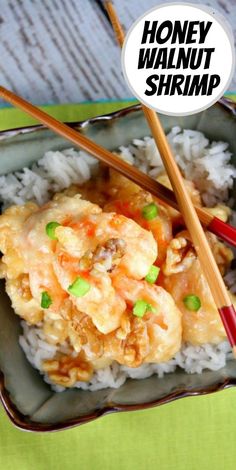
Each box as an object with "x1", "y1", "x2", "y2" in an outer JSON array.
[{"x1": 0, "y1": 100, "x2": 236, "y2": 432}]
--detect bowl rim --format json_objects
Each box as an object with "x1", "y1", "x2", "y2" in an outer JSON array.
[
  {"x1": 0, "y1": 97, "x2": 235, "y2": 139},
  {"x1": 0, "y1": 98, "x2": 236, "y2": 432}
]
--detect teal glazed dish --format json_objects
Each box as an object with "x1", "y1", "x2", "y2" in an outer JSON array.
[{"x1": 0, "y1": 100, "x2": 236, "y2": 432}]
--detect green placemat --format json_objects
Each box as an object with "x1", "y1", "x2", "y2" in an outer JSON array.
[
  {"x1": 0, "y1": 98, "x2": 236, "y2": 470},
  {"x1": 0, "y1": 94, "x2": 235, "y2": 131},
  {"x1": 0, "y1": 99, "x2": 138, "y2": 131},
  {"x1": 0, "y1": 389, "x2": 236, "y2": 470}
]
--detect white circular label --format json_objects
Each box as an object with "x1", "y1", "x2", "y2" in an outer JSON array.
[{"x1": 122, "y1": 3, "x2": 235, "y2": 116}]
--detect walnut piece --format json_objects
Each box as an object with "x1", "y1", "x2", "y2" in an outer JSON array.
[
  {"x1": 163, "y1": 236, "x2": 196, "y2": 276},
  {"x1": 42, "y1": 354, "x2": 93, "y2": 387},
  {"x1": 80, "y1": 237, "x2": 126, "y2": 272}
]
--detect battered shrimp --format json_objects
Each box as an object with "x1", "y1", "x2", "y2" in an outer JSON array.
[
  {"x1": 0, "y1": 193, "x2": 157, "y2": 336},
  {"x1": 58, "y1": 170, "x2": 172, "y2": 265},
  {"x1": 43, "y1": 276, "x2": 182, "y2": 386},
  {"x1": 156, "y1": 173, "x2": 231, "y2": 225},
  {"x1": 103, "y1": 171, "x2": 172, "y2": 265},
  {"x1": 54, "y1": 259, "x2": 126, "y2": 334},
  {"x1": 53, "y1": 208, "x2": 157, "y2": 333},
  {"x1": 54, "y1": 209, "x2": 157, "y2": 281},
  {"x1": 0, "y1": 202, "x2": 38, "y2": 279},
  {"x1": 5, "y1": 275, "x2": 43, "y2": 324},
  {"x1": 109, "y1": 275, "x2": 182, "y2": 365},
  {"x1": 0, "y1": 203, "x2": 46, "y2": 323},
  {"x1": 3, "y1": 195, "x2": 95, "y2": 319},
  {"x1": 162, "y1": 231, "x2": 234, "y2": 345},
  {"x1": 63, "y1": 275, "x2": 182, "y2": 368}
]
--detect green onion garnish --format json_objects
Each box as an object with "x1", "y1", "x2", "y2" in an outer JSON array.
[
  {"x1": 68, "y1": 277, "x2": 91, "y2": 297},
  {"x1": 145, "y1": 265, "x2": 160, "y2": 284},
  {"x1": 142, "y1": 203, "x2": 158, "y2": 220},
  {"x1": 41, "y1": 291, "x2": 52, "y2": 309},
  {"x1": 183, "y1": 294, "x2": 201, "y2": 311},
  {"x1": 133, "y1": 300, "x2": 155, "y2": 318},
  {"x1": 45, "y1": 221, "x2": 61, "y2": 240}
]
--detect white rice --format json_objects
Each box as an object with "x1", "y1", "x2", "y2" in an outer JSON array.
[
  {"x1": 19, "y1": 321, "x2": 233, "y2": 392},
  {"x1": 0, "y1": 148, "x2": 99, "y2": 208},
  {"x1": 1, "y1": 127, "x2": 235, "y2": 209},
  {"x1": 1, "y1": 127, "x2": 236, "y2": 392},
  {"x1": 120, "y1": 127, "x2": 236, "y2": 207}
]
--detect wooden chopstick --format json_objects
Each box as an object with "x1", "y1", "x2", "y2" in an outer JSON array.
[{"x1": 105, "y1": 0, "x2": 236, "y2": 351}]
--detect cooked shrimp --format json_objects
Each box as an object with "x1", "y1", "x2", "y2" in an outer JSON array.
[
  {"x1": 55, "y1": 209, "x2": 157, "y2": 280},
  {"x1": 109, "y1": 275, "x2": 182, "y2": 365},
  {"x1": 53, "y1": 209, "x2": 157, "y2": 333},
  {"x1": 163, "y1": 260, "x2": 226, "y2": 344},
  {"x1": 162, "y1": 231, "x2": 234, "y2": 344},
  {"x1": 105, "y1": 169, "x2": 142, "y2": 201},
  {"x1": 65, "y1": 276, "x2": 182, "y2": 368},
  {"x1": 54, "y1": 257, "x2": 126, "y2": 334},
  {"x1": 0, "y1": 193, "x2": 157, "y2": 336},
  {"x1": 157, "y1": 173, "x2": 202, "y2": 207},
  {"x1": 5, "y1": 275, "x2": 43, "y2": 324},
  {"x1": 103, "y1": 171, "x2": 172, "y2": 265},
  {"x1": 0, "y1": 203, "x2": 38, "y2": 279},
  {"x1": 204, "y1": 204, "x2": 231, "y2": 223}
]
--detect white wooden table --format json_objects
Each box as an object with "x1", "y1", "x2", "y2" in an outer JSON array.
[{"x1": 0, "y1": 0, "x2": 235, "y2": 105}]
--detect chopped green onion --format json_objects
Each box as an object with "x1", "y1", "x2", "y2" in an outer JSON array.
[
  {"x1": 45, "y1": 221, "x2": 61, "y2": 240},
  {"x1": 68, "y1": 277, "x2": 91, "y2": 297},
  {"x1": 142, "y1": 203, "x2": 158, "y2": 220},
  {"x1": 145, "y1": 265, "x2": 160, "y2": 284},
  {"x1": 183, "y1": 294, "x2": 201, "y2": 311},
  {"x1": 133, "y1": 300, "x2": 155, "y2": 318},
  {"x1": 147, "y1": 303, "x2": 156, "y2": 314},
  {"x1": 133, "y1": 300, "x2": 147, "y2": 317},
  {"x1": 41, "y1": 291, "x2": 52, "y2": 309}
]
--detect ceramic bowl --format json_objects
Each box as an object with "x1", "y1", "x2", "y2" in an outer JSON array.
[{"x1": 0, "y1": 100, "x2": 236, "y2": 432}]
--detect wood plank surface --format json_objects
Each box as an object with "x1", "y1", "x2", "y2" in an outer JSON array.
[{"x1": 0, "y1": 0, "x2": 235, "y2": 105}]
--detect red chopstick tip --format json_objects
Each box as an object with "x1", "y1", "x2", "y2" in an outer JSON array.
[
  {"x1": 218, "y1": 304, "x2": 236, "y2": 348},
  {"x1": 208, "y1": 217, "x2": 236, "y2": 248}
]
